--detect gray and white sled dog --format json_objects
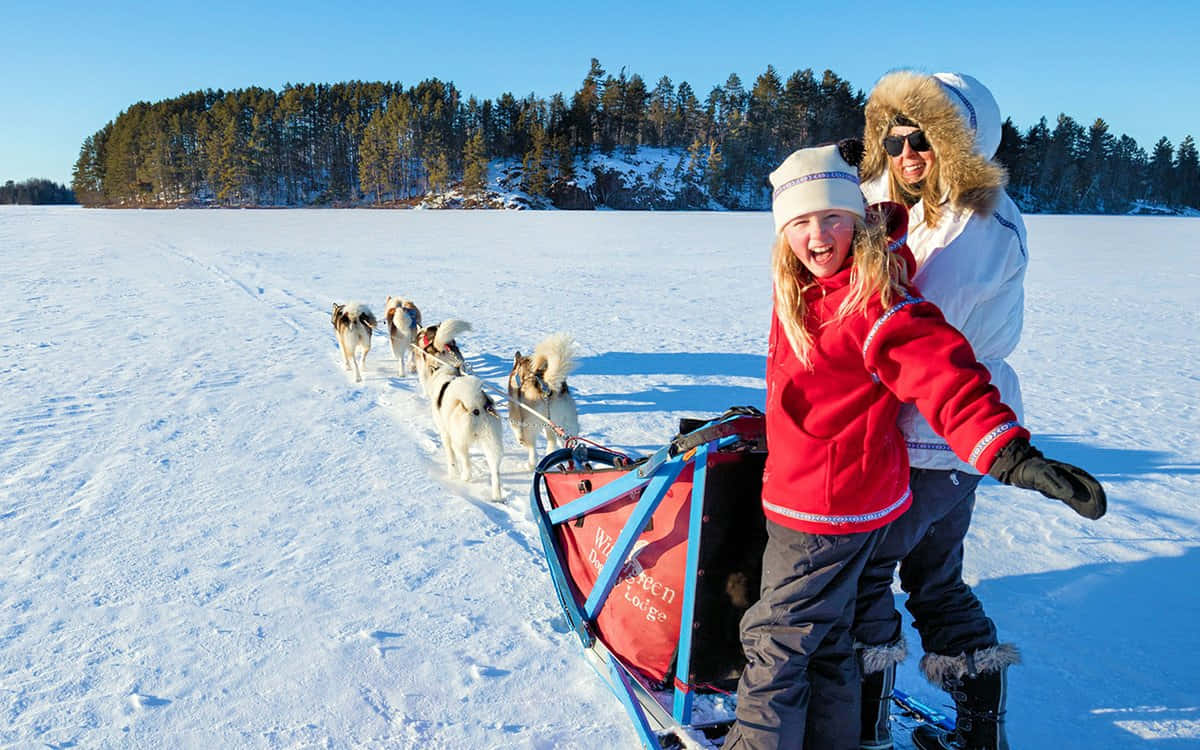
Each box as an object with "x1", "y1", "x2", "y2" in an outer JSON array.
[
  {"x1": 416, "y1": 318, "x2": 471, "y2": 396},
  {"x1": 507, "y1": 332, "x2": 580, "y2": 469},
  {"x1": 331, "y1": 302, "x2": 377, "y2": 383},
  {"x1": 383, "y1": 295, "x2": 422, "y2": 377},
  {"x1": 427, "y1": 361, "x2": 504, "y2": 500}
]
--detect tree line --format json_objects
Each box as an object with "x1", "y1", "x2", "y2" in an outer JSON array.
[
  {"x1": 1, "y1": 179, "x2": 75, "y2": 205},
  {"x1": 71, "y1": 60, "x2": 1199, "y2": 213}
]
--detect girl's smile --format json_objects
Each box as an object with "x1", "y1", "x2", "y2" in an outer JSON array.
[{"x1": 783, "y1": 209, "x2": 856, "y2": 278}]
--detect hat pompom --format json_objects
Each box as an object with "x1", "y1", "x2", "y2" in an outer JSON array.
[{"x1": 837, "y1": 138, "x2": 865, "y2": 168}]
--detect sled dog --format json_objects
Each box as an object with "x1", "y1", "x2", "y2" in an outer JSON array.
[
  {"x1": 508, "y1": 332, "x2": 580, "y2": 469},
  {"x1": 417, "y1": 318, "x2": 471, "y2": 396},
  {"x1": 384, "y1": 296, "x2": 422, "y2": 377},
  {"x1": 331, "y1": 302, "x2": 377, "y2": 383},
  {"x1": 427, "y1": 361, "x2": 504, "y2": 500}
]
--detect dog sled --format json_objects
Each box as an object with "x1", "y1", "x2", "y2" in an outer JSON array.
[{"x1": 530, "y1": 407, "x2": 769, "y2": 749}]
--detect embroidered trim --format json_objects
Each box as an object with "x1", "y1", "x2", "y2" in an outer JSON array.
[
  {"x1": 907, "y1": 440, "x2": 954, "y2": 452},
  {"x1": 887, "y1": 233, "x2": 908, "y2": 252},
  {"x1": 968, "y1": 421, "x2": 1019, "y2": 466},
  {"x1": 938, "y1": 79, "x2": 977, "y2": 131},
  {"x1": 763, "y1": 487, "x2": 910, "y2": 526},
  {"x1": 992, "y1": 212, "x2": 1027, "y2": 259},
  {"x1": 862, "y1": 295, "x2": 926, "y2": 360},
  {"x1": 772, "y1": 170, "x2": 859, "y2": 199}
]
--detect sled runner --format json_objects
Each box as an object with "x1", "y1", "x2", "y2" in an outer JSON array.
[{"x1": 530, "y1": 408, "x2": 768, "y2": 749}]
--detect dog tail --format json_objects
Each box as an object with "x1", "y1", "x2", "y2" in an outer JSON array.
[
  {"x1": 390, "y1": 305, "x2": 416, "y2": 335},
  {"x1": 434, "y1": 318, "x2": 472, "y2": 351},
  {"x1": 447, "y1": 375, "x2": 495, "y2": 421},
  {"x1": 341, "y1": 301, "x2": 377, "y2": 330},
  {"x1": 534, "y1": 332, "x2": 578, "y2": 392},
  {"x1": 402, "y1": 301, "x2": 422, "y2": 329}
]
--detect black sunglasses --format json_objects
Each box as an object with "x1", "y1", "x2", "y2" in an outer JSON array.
[{"x1": 882, "y1": 130, "x2": 932, "y2": 156}]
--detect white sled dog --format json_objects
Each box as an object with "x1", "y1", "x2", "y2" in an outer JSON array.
[
  {"x1": 416, "y1": 318, "x2": 471, "y2": 396},
  {"x1": 507, "y1": 332, "x2": 580, "y2": 469},
  {"x1": 383, "y1": 296, "x2": 422, "y2": 377},
  {"x1": 331, "y1": 302, "x2": 377, "y2": 383},
  {"x1": 427, "y1": 361, "x2": 504, "y2": 500}
]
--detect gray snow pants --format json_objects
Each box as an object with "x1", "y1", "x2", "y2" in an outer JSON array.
[
  {"x1": 724, "y1": 520, "x2": 885, "y2": 750},
  {"x1": 854, "y1": 468, "x2": 998, "y2": 659}
]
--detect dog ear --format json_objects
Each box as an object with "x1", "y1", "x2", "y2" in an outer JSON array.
[{"x1": 513, "y1": 351, "x2": 522, "y2": 363}]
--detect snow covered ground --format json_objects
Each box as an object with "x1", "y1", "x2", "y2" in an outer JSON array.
[{"x1": 1, "y1": 206, "x2": 1197, "y2": 749}]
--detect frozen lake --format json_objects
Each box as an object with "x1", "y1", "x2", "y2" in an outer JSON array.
[{"x1": 1, "y1": 206, "x2": 1198, "y2": 748}]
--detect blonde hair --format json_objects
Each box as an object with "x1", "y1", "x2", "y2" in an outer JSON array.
[
  {"x1": 772, "y1": 215, "x2": 909, "y2": 368},
  {"x1": 886, "y1": 149, "x2": 944, "y2": 228}
]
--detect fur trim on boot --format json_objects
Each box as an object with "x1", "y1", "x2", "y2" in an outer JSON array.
[
  {"x1": 859, "y1": 636, "x2": 908, "y2": 675},
  {"x1": 919, "y1": 643, "x2": 1020, "y2": 688}
]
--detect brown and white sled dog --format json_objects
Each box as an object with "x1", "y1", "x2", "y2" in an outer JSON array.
[
  {"x1": 427, "y1": 361, "x2": 503, "y2": 500},
  {"x1": 507, "y1": 332, "x2": 580, "y2": 469},
  {"x1": 331, "y1": 302, "x2": 377, "y2": 383},
  {"x1": 416, "y1": 318, "x2": 471, "y2": 396},
  {"x1": 383, "y1": 296, "x2": 422, "y2": 377}
]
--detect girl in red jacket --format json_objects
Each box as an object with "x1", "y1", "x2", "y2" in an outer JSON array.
[{"x1": 723, "y1": 143, "x2": 1104, "y2": 750}]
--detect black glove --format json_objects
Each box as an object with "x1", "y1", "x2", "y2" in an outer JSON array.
[{"x1": 987, "y1": 437, "x2": 1107, "y2": 520}]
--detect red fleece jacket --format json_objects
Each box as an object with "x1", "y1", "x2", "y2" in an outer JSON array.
[{"x1": 762, "y1": 205, "x2": 1027, "y2": 534}]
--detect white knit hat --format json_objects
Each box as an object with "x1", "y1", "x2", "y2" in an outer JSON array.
[{"x1": 769, "y1": 144, "x2": 866, "y2": 233}]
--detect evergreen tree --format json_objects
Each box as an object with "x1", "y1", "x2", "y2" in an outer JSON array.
[
  {"x1": 995, "y1": 118, "x2": 1024, "y2": 175},
  {"x1": 1043, "y1": 114, "x2": 1084, "y2": 211},
  {"x1": 462, "y1": 128, "x2": 489, "y2": 195},
  {"x1": 622, "y1": 73, "x2": 647, "y2": 153},
  {"x1": 705, "y1": 140, "x2": 724, "y2": 202},
  {"x1": 1079, "y1": 118, "x2": 1114, "y2": 212},
  {"x1": 647, "y1": 76, "x2": 674, "y2": 147},
  {"x1": 685, "y1": 136, "x2": 707, "y2": 185},
  {"x1": 72, "y1": 131, "x2": 107, "y2": 206},
  {"x1": 358, "y1": 106, "x2": 393, "y2": 203},
  {"x1": 747, "y1": 66, "x2": 784, "y2": 169},
  {"x1": 598, "y1": 69, "x2": 624, "y2": 153},
  {"x1": 424, "y1": 145, "x2": 450, "y2": 195},
  {"x1": 1148, "y1": 137, "x2": 1174, "y2": 205},
  {"x1": 674, "y1": 81, "x2": 702, "y2": 146},
  {"x1": 522, "y1": 121, "x2": 549, "y2": 196},
  {"x1": 781, "y1": 69, "x2": 819, "y2": 149},
  {"x1": 569, "y1": 59, "x2": 604, "y2": 153},
  {"x1": 1174, "y1": 135, "x2": 1199, "y2": 209},
  {"x1": 1110, "y1": 134, "x2": 1147, "y2": 209},
  {"x1": 551, "y1": 134, "x2": 573, "y2": 181}
]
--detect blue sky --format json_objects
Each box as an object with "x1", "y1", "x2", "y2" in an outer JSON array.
[{"x1": 2, "y1": 0, "x2": 1197, "y2": 186}]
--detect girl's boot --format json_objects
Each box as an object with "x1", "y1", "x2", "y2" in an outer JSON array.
[{"x1": 859, "y1": 661, "x2": 896, "y2": 749}]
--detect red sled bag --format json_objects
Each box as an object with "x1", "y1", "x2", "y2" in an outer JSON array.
[{"x1": 540, "y1": 415, "x2": 766, "y2": 688}]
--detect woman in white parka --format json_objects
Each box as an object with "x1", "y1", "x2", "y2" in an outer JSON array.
[{"x1": 853, "y1": 71, "x2": 1029, "y2": 750}]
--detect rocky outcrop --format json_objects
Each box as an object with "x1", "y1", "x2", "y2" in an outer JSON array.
[
  {"x1": 546, "y1": 180, "x2": 594, "y2": 210},
  {"x1": 547, "y1": 167, "x2": 713, "y2": 211}
]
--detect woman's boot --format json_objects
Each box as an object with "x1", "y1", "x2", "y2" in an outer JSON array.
[{"x1": 911, "y1": 644, "x2": 1018, "y2": 750}]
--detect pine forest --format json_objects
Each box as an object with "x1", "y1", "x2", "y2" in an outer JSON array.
[{"x1": 68, "y1": 60, "x2": 1200, "y2": 214}]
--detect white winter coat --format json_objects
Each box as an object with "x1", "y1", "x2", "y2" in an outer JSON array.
[{"x1": 862, "y1": 175, "x2": 1027, "y2": 472}]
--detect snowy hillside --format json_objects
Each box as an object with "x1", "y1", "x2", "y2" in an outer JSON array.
[{"x1": 1, "y1": 207, "x2": 1197, "y2": 748}]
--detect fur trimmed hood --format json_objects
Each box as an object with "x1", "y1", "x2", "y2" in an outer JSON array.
[{"x1": 861, "y1": 71, "x2": 1007, "y2": 213}]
